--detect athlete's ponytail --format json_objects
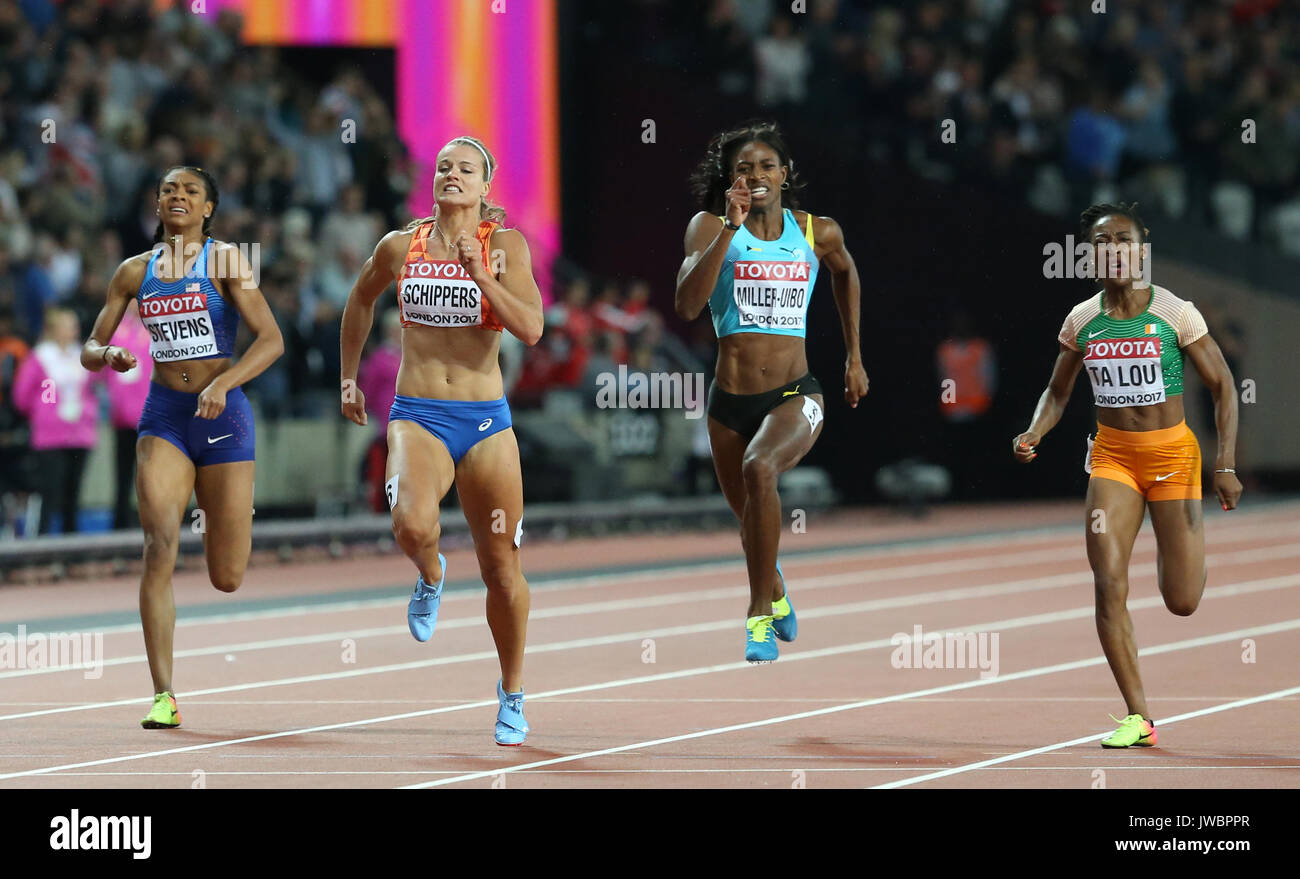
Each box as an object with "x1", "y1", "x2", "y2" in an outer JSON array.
[
  {"x1": 405, "y1": 136, "x2": 506, "y2": 232},
  {"x1": 153, "y1": 166, "x2": 220, "y2": 243},
  {"x1": 690, "y1": 120, "x2": 804, "y2": 215}
]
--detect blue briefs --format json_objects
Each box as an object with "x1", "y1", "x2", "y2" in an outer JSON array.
[
  {"x1": 138, "y1": 382, "x2": 256, "y2": 466},
  {"x1": 388, "y1": 394, "x2": 513, "y2": 464}
]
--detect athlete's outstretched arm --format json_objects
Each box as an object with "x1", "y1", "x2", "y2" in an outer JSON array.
[
  {"x1": 457, "y1": 228, "x2": 543, "y2": 346},
  {"x1": 675, "y1": 211, "x2": 735, "y2": 321},
  {"x1": 340, "y1": 230, "x2": 405, "y2": 425},
  {"x1": 82, "y1": 256, "x2": 146, "y2": 373},
  {"x1": 1184, "y1": 333, "x2": 1242, "y2": 509},
  {"x1": 1014, "y1": 344, "x2": 1084, "y2": 462},
  {"x1": 198, "y1": 243, "x2": 284, "y2": 418},
  {"x1": 814, "y1": 216, "x2": 868, "y2": 408}
]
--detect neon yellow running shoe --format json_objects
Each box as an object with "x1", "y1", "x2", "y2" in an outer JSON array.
[
  {"x1": 141, "y1": 692, "x2": 181, "y2": 729},
  {"x1": 1101, "y1": 713, "x2": 1156, "y2": 748},
  {"x1": 745, "y1": 615, "x2": 778, "y2": 663}
]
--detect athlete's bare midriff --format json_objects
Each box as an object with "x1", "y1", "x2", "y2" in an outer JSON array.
[
  {"x1": 1095, "y1": 395, "x2": 1186, "y2": 432},
  {"x1": 396, "y1": 324, "x2": 504, "y2": 400},
  {"x1": 715, "y1": 332, "x2": 809, "y2": 395}
]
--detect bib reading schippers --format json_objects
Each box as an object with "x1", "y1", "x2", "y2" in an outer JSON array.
[
  {"x1": 399, "y1": 220, "x2": 505, "y2": 331},
  {"x1": 1057, "y1": 284, "x2": 1209, "y2": 409}
]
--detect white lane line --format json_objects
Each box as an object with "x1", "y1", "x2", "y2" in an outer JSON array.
[
  {"x1": 5, "y1": 559, "x2": 1298, "y2": 724},
  {"x1": 10, "y1": 513, "x2": 1294, "y2": 638},
  {"x1": 871, "y1": 683, "x2": 1300, "y2": 789},
  {"x1": 401, "y1": 619, "x2": 1300, "y2": 788},
  {"x1": 2, "y1": 590, "x2": 1296, "y2": 784},
  {"x1": 15, "y1": 764, "x2": 1299, "y2": 780},
  {"x1": 2, "y1": 528, "x2": 1098, "y2": 640},
  {"x1": 9, "y1": 524, "x2": 1299, "y2": 680}
]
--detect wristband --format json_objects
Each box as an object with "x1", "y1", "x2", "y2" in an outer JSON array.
[
  {"x1": 101, "y1": 346, "x2": 112, "y2": 363},
  {"x1": 1215, "y1": 468, "x2": 1236, "y2": 474},
  {"x1": 723, "y1": 219, "x2": 741, "y2": 231}
]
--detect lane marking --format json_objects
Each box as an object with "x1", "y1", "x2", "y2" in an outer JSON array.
[
  {"x1": 873, "y1": 683, "x2": 1300, "y2": 788},
  {"x1": 7, "y1": 526, "x2": 1299, "y2": 680},
  {"x1": 404, "y1": 619, "x2": 1300, "y2": 788},
  {"x1": 7, "y1": 513, "x2": 1294, "y2": 638},
  {"x1": 3, "y1": 607, "x2": 1296, "y2": 783},
  {"x1": 10, "y1": 764, "x2": 1298, "y2": 781},
  {"x1": 4, "y1": 563, "x2": 1298, "y2": 724}
]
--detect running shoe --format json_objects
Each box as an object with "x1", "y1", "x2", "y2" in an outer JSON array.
[
  {"x1": 771, "y1": 561, "x2": 797, "y2": 642},
  {"x1": 141, "y1": 692, "x2": 181, "y2": 729},
  {"x1": 1101, "y1": 713, "x2": 1157, "y2": 748},
  {"x1": 495, "y1": 679, "x2": 528, "y2": 746},
  {"x1": 407, "y1": 553, "x2": 447, "y2": 642},
  {"x1": 746, "y1": 615, "x2": 779, "y2": 663}
]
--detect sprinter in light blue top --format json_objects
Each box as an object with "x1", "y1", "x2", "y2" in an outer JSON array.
[
  {"x1": 676, "y1": 121, "x2": 868, "y2": 666},
  {"x1": 708, "y1": 207, "x2": 818, "y2": 339}
]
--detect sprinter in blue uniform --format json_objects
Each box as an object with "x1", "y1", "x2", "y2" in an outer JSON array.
[
  {"x1": 82, "y1": 166, "x2": 284, "y2": 728},
  {"x1": 676, "y1": 122, "x2": 868, "y2": 663}
]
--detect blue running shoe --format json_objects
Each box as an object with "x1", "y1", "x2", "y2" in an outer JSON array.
[
  {"x1": 746, "y1": 615, "x2": 779, "y2": 663},
  {"x1": 771, "y1": 561, "x2": 797, "y2": 642},
  {"x1": 407, "y1": 553, "x2": 446, "y2": 642},
  {"x1": 495, "y1": 679, "x2": 528, "y2": 746}
]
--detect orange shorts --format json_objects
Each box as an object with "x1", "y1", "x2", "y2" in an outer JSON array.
[{"x1": 1087, "y1": 420, "x2": 1201, "y2": 501}]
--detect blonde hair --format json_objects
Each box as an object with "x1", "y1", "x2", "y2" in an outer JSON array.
[{"x1": 404, "y1": 136, "x2": 506, "y2": 232}]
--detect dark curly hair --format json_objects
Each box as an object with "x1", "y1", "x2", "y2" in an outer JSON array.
[
  {"x1": 1079, "y1": 201, "x2": 1149, "y2": 243},
  {"x1": 153, "y1": 165, "x2": 220, "y2": 243},
  {"x1": 689, "y1": 121, "x2": 805, "y2": 215}
]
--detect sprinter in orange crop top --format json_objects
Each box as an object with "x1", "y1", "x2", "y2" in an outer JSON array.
[{"x1": 340, "y1": 136, "x2": 544, "y2": 746}]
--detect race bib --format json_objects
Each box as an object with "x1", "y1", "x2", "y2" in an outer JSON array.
[
  {"x1": 732, "y1": 260, "x2": 810, "y2": 331},
  {"x1": 1084, "y1": 337, "x2": 1164, "y2": 407},
  {"x1": 140, "y1": 289, "x2": 217, "y2": 362},
  {"x1": 399, "y1": 260, "x2": 484, "y2": 328}
]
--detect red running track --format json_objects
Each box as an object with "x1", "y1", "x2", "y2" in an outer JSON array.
[{"x1": 0, "y1": 501, "x2": 1297, "y2": 789}]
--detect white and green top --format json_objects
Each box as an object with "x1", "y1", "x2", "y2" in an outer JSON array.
[{"x1": 1058, "y1": 285, "x2": 1209, "y2": 408}]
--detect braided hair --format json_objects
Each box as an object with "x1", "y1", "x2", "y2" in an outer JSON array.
[
  {"x1": 153, "y1": 165, "x2": 220, "y2": 243},
  {"x1": 1079, "y1": 201, "x2": 1149, "y2": 243},
  {"x1": 689, "y1": 120, "x2": 805, "y2": 215}
]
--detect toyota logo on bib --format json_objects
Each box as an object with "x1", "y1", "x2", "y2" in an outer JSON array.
[{"x1": 478, "y1": 418, "x2": 493, "y2": 432}]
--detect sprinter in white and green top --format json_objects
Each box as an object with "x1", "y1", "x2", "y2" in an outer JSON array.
[{"x1": 1014, "y1": 203, "x2": 1242, "y2": 748}]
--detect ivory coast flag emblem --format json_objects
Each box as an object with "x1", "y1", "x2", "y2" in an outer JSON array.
[{"x1": 1145, "y1": 323, "x2": 1157, "y2": 334}]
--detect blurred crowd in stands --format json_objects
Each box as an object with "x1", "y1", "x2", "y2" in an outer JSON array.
[
  {"x1": 0, "y1": 0, "x2": 706, "y2": 531},
  {"x1": 3, "y1": 0, "x2": 1296, "y2": 530},
  {"x1": 676, "y1": 0, "x2": 1300, "y2": 250}
]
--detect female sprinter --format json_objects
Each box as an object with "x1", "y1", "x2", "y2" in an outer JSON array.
[
  {"x1": 340, "y1": 137, "x2": 543, "y2": 745},
  {"x1": 82, "y1": 166, "x2": 284, "y2": 728},
  {"x1": 1013, "y1": 203, "x2": 1241, "y2": 747},
  {"x1": 675, "y1": 122, "x2": 868, "y2": 663}
]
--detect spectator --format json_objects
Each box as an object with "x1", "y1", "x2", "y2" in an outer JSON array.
[
  {"x1": 104, "y1": 297, "x2": 152, "y2": 529},
  {"x1": 0, "y1": 305, "x2": 33, "y2": 533},
  {"x1": 357, "y1": 308, "x2": 401, "y2": 512},
  {"x1": 12, "y1": 307, "x2": 101, "y2": 534},
  {"x1": 753, "y1": 14, "x2": 810, "y2": 109}
]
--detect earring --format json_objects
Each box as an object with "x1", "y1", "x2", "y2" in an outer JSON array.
[{"x1": 781, "y1": 181, "x2": 790, "y2": 190}]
